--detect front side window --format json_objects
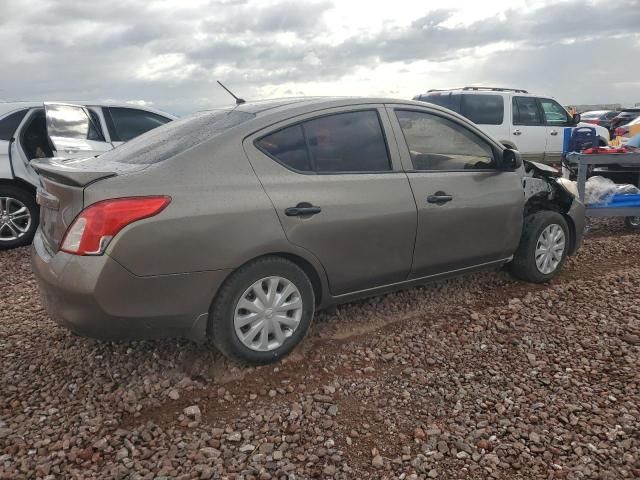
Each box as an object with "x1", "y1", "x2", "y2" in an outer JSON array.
[
  {"x1": 461, "y1": 94, "x2": 504, "y2": 125},
  {"x1": 256, "y1": 110, "x2": 391, "y2": 173},
  {"x1": 107, "y1": 107, "x2": 171, "y2": 142},
  {"x1": 513, "y1": 97, "x2": 543, "y2": 126},
  {"x1": 539, "y1": 98, "x2": 570, "y2": 126},
  {"x1": 395, "y1": 110, "x2": 495, "y2": 171}
]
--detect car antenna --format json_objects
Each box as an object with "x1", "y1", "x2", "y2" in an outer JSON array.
[{"x1": 217, "y1": 81, "x2": 246, "y2": 105}]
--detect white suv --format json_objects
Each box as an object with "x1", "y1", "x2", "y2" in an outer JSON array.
[
  {"x1": 413, "y1": 87, "x2": 610, "y2": 164},
  {"x1": 0, "y1": 102, "x2": 176, "y2": 248}
]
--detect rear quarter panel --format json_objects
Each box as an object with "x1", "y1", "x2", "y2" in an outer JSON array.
[{"x1": 85, "y1": 135, "x2": 293, "y2": 277}]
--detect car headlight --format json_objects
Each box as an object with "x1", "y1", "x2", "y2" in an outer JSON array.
[{"x1": 556, "y1": 177, "x2": 578, "y2": 198}]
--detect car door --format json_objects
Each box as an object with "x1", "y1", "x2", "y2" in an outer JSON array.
[
  {"x1": 510, "y1": 96, "x2": 548, "y2": 162},
  {"x1": 387, "y1": 106, "x2": 524, "y2": 278},
  {"x1": 44, "y1": 103, "x2": 113, "y2": 158},
  {"x1": 243, "y1": 105, "x2": 417, "y2": 296},
  {"x1": 538, "y1": 97, "x2": 574, "y2": 164},
  {"x1": 104, "y1": 107, "x2": 172, "y2": 147}
]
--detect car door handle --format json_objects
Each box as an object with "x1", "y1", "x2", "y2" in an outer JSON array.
[
  {"x1": 285, "y1": 202, "x2": 322, "y2": 217},
  {"x1": 550, "y1": 130, "x2": 558, "y2": 136},
  {"x1": 513, "y1": 130, "x2": 522, "y2": 136},
  {"x1": 427, "y1": 193, "x2": 453, "y2": 205}
]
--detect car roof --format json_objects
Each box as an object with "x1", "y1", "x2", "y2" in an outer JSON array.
[
  {"x1": 581, "y1": 110, "x2": 611, "y2": 115},
  {"x1": 198, "y1": 96, "x2": 455, "y2": 122},
  {"x1": 0, "y1": 101, "x2": 177, "y2": 119},
  {"x1": 416, "y1": 87, "x2": 530, "y2": 96}
]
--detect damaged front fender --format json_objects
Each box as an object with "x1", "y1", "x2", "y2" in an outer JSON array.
[{"x1": 522, "y1": 160, "x2": 585, "y2": 255}]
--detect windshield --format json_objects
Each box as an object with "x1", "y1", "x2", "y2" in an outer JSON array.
[
  {"x1": 96, "y1": 109, "x2": 255, "y2": 164},
  {"x1": 423, "y1": 93, "x2": 461, "y2": 113}
]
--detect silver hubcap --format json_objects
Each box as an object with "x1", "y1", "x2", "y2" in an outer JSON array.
[
  {"x1": 535, "y1": 224, "x2": 565, "y2": 274},
  {"x1": 629, "y1": 216, "x2": 640, "y2": 227},
  {"x1": 0, "y1": 197, "x2": 31, "y2": 242},
  {"x1": 234, "y1": 276, "x2": 303, "y2": 352}
]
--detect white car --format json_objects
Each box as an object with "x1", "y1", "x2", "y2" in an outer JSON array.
[
  {"x1": 0, "y1": 102, "x2": 176, "y2": 249},
  {"x1": 413, "y1": 87, "x2": 610, "y2": 164}
]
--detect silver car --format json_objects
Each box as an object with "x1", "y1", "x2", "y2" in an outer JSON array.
[
  {"x1": 31, "y1": 98, "x2": 585, "y2": 364},
  {"x1": 0, "y1": 101, "x2": 175, "y2": 249}
]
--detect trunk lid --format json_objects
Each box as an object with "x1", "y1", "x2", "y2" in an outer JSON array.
[{"x1": 32, "y1": 156, "x2": 145, "y2": 251}]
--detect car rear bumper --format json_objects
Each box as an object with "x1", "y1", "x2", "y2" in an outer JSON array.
[
  {"x1": 31, "y1": 230, "x2": 231, "y2": 341},
  {"x1": 567, "y1": 198, "x2": 586, "y2": 255}
]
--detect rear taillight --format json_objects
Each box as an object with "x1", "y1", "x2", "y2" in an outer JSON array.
[
  {"x1": 60, "y1": 196, "x2": 171, "y2": 255},
  {"x1": 615, "y1": 127, "x2": 628, "y2": 137},
  {"x1": 584, "y1": 119, "x2": 600, "y2": 125}
]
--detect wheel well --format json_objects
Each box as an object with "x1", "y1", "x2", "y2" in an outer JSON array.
[
  {"x1": 524, "y1": 200, "x2": 576, "y2": 255},
  {"x1": 0, "y1": 178, "x2": 37, "y2": 196},
  {"x1": 223, "y1": 252, "x2": 324, "y2": 307},
  {"x1": 273, "y1": 253, "x2": 324, "y2": 306}
]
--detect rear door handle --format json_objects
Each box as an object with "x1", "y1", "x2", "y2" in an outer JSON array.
[
  {"x1": 513, "y1": 130, "x2": 522, "y2": 136},
  {"x1": 550, "y1": 130, "x2": 558, "y2": 136},
  {"x1": 427, "y1": 192, "x2": 453, "y2": 205},
  {"x1": 285, "y1": 202, "x2": 322, "y2": 217}
]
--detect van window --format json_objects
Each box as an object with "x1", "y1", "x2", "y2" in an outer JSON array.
[
  {"x1": 421, "y1": 93, "x2": 461, "y2": 113},
  {"x1": 539, "y1": 98, "x2": 571, "y2": 126},
  {"x1": 513, "y1": 97, "x2": 543, "y2": 126},
  {"x1": 461, "y1": 95, "x2": 504, "y2": 125}
]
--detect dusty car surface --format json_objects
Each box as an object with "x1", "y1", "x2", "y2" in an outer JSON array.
[{"x1": 31, "y1": 97, "x2": 585, "y2": 364}]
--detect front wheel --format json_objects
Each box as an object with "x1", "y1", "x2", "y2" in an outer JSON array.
[
  {"x1": 0, "y1": 185, "x2": 39, "y2": 250},
  {"x1": 509, "y1": 211, "x2": 570, "y2": 283},
  {"x1": 209, "y1": 256, "x2": 315, "y2": 365}
]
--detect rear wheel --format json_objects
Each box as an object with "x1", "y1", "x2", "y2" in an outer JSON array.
[
  {"x1": 0, "y1": 185, "x2": 39, "y2": 250},
  {"x1": 510, "y1": 211, "x2": 569, "y2": 283},
  {"x1": 624, "y1": 216, "x2": 640, "y2": 230},
  {"x1": 209, "y1": 256, "x2": 315, "y2": 365}
]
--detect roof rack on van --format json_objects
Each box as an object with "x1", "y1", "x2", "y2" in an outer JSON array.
[{"x1": 462, "y1": 86, "x2": 528, "y2": 93}]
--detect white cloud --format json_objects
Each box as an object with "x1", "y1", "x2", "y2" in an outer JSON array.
[{"x1": 0, "y1": 0, "x2": 638, "y2": 115}]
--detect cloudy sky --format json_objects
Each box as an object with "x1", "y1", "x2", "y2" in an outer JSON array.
[{"x1": 1, "y1": 0, "x2": 639, "y2": 115}]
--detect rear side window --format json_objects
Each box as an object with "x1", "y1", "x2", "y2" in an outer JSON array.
[
  {"x1": 256, "y1": 125, "x2": 309, "y2": 171},
  {"x1": 513, "y1": 97, "x2": 543, "y2": 125},
  {"x1": 395, "y1": 110, "x2": 495, "y2": 171},
  {"x1": 421, "y1": 93, "x2": 461, "y2": 113},
  {"x1": 256, "y1": 110, "x2": 391, "y2": 173},
  {"x1": 461, "y1": 94, "x2": 504, "y2": 125},
  {"x1": 0, "y1": 109, "x2": 28, "y2": 141},
  {"x1": 107, "y1": 107, "x2": 171, "y2": 142}
]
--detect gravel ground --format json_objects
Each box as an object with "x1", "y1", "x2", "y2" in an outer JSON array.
[{"x1": 1, "y1": 218, "x2": 639, "y2": 480}]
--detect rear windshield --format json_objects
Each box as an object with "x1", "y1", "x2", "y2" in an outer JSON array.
[{"x1": 97, "y1": 109, "x2": 254, "y2": 164}]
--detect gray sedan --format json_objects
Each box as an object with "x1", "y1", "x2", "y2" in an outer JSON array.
[{"x1": 31, "y1": 97, "x2": 584, "y2": 364}]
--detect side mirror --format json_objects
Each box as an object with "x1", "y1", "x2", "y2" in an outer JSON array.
[
  {"x1": 502, "y1": 148, "x2": 523, "y2": 170},
  {"x1": 572, "y1": 113, "x2": 581, "y2": 126}
]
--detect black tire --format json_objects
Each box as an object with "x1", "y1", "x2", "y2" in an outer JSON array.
[
  {"x1": 624, "y1": 216, "x2": 640, "y2": 230},
  {"x1": 0, "y1": 184, "x2": 39, "y2": 250},
  {"x1": 509, "y1": 211, "x2": 570, "y2": 283},
  {"x1": 209, "y1": 256, "x2": 315, "y2": 365}
]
